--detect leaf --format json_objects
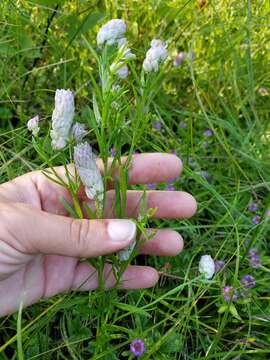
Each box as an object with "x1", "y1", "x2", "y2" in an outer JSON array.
[
  {"x1": 229, "y1": 303, "x2": 242, "y2": 321},
  {"x1": 115, "y1": 303, "x2": 151, "y2": 318}
]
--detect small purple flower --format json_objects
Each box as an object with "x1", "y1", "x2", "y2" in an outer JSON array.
[
  {"x1": 147, "y1": 183, "x2": 157, "y2": 190},
  {"x1": 252, "y1": 215, "x2": 261, "y2": 225},
  {"x1": 264, "y1": 209, "x2": 270, "y2": 218},
  {"x1": 173, "y1": 51, "x2": 186, "y2": 66},
  {"x1": 248, "y1": 203, "x2": 258, "y2": 212},
  {"x1": 214, "y1": 260, "x2": 225, "y2": 272},
  {"x1": 222, "y1": 286, "x2": 238, "y2": 302},
  {"x1": 110, "y1": 147, "x2": 117, "y2": 157},
  {"x1": 153, "y1": 122, "x2": 161, "y2": 131},
  {"x1": 200, "y1": 171, "x2": 212, "y2": 182},
  {"x1": 179, "y1": 121, "x2": 187, "y2": 128},
  {"x1": 202, "y1": 141, "x2": 209, "y2": 149},
  {"x1": 203, "y1": 128, "x2": 213, "y2": 137},
  {"x1": 241, "y1": 275, "x2": 256, "y2": 289},
  {"x1": 130, "y1": 339, "x2": 145, "y2": 357},
  {"x1": 165, "y1": 183, "x2": 175, "y2": 191},
  {"x1": 248, "y1": 248, "x2": 260, "y2": 269}
]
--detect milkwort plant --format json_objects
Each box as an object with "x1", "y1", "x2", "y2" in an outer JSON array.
[{"x1": 27, "y1": 19, "x2": 168, "y2": 292}]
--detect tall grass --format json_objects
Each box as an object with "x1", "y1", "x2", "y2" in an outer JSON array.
[{"x1": 0, "y1": 0, "x2": 270, "y2": 358}]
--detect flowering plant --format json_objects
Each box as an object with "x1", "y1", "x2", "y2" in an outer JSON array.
[{"x1": 27, "y1": 19, "x2": 168, "y2": 289}]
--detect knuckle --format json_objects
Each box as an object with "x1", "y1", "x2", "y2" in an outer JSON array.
[
  {"x1": 0, "y1": 203, "x2": 16, "y2": 245},
  {"x1": 69, "y1": 218, "x2": 91, "y2": 255}
]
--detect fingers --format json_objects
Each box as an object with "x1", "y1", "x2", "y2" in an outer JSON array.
[
  {"x1": 0, "y1": 202, "x2": 136, "y2": 258},
  {"x1": 45, "y1": 152, "x2": 182, "y2": 188},
  {"x1": 139, "y1": 229, "x2": 184, "y2": 256},
  {"x1": 98, "y1": 190, "x2": 197, "y2": 219},
  {"x1": 0, "y1": 255, "x2": 159, "y2": 317},
  {"x1": 97, "y1": 152, "x2": 182, "y2": 185},
  {"x1": 72, "y1": 263, "x2": 159, "y2": 290}
]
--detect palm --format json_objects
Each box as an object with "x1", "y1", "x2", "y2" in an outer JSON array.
[{"x1": 0, "y1": 153, "x2": 197, "y2": 316}]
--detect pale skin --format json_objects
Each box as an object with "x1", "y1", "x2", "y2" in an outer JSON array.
[{"x1": 0, "y1": 153, "x2": 197, "y2": 317}]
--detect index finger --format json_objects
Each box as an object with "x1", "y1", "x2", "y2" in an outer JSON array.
[{"x1": 98, "y1": 152, "x2": 183, "y2": 185}]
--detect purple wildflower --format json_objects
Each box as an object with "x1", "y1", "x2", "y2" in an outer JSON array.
[
  {"x1": 214, "y1": 260, "x2": 225, "y2": 272},
  {"x1": 222, "y1": 285, "x2": 238, "y2": 302},
  {"x1": 248, "y1": 248, "x2": 260, "y2": 269},
  {"x1": 165, "y1": 183, "x2": 175, "y2": 191},
  {"x1": 264, "y1": 209, "x2": 270, "y2": 218},
  {"x1": 153, "y1": 122, "x2": 161, "y2": 131},
  {"x1": 147, "y1": 183, "x2": 157, "y2": 190},
  {"x1": 248, "y1": 203, "x2": 258, "y2": 212},
  {"x1": 241, "y1": 275, "x2": 256, "y2": 289},
  {"x1": 202, "y1": 141, "x2": 209, "y2": 149},
  {"x1": 173, "y1": 51, "x2": 186, "y2": 66},
  {"x1": 200, "y1": 171, "x2": 212, "y2": 182},
  {"x1": 110, "y1": 147, "x2": 117, "y2": 157},
  {"x1": 203, "y1": 128, "x2": 213, "y2": 137},
  {"x1": 179, "y1": 121, "x2": 187, "y2": 128},
  {"x1": 252, "y1": 215, "x2": 261, "y2": 225},
  {"x1": 130, "y1": 339, "x2": 145, "y2": 357}
]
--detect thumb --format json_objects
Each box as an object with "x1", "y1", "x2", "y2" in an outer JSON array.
[{"x1": 0, "y1": 202, "x2": 136, "y2": 258}]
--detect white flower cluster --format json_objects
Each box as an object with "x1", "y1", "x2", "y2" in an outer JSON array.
[
  {"x1": 97, "y1": 19, "x2": 126, "y2": 46},
  {"x1": 143, "y1": 39, "x2": 168, "y2": 72},
  {"x1": 50, "y1": 89, "x2": 75, "y2": 149},
  {"x1": 72, "y1": 122, "x2": 87, "y2": 143},
  {"x1": 118, "y1": 239, "x2": 136, "y2": 261},
  {"x1": 199, "y1": 255, "x2": 215, "y2": 280},
  {"x1": 74, "y1": 142, "x2": 104, "y2": 203},
  {"x1": 27, "y1": 115, "x2": 40, "y2": 136},
  {"x1": 97, "y1": 19, "x2": 135, "y2": 79}
]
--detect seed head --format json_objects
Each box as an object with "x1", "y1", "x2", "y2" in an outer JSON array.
[
  {"x1": 97, "y1": 19, "x2": 126, "y2": 46},
  {"x1": 27, "y1": 115, "x2": 40, "y2": 136},
  {"x1": 74, "y1": 142, "x2": 104, "y2": 203},
  {"x1": 143, "y1": 39, "x2": 168, "y2": 72},
  {"x1": 51, "y1": 89, "x2": 75, "y2": 149},
  {"x1": 72, "y1": 122, "x2": 87, "y2": 142}
]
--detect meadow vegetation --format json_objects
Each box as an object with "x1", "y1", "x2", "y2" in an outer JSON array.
[{"x1": 0, "y1": 0, "x2": 270, "y2": 358}]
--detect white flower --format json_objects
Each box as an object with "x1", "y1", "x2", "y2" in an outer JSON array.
[
  {"x1": 27, "y1": 115, "x2": 40, "y2": 136},
  {"x1": 199, "y1": 255, "x2": 215, "y2": 279},
  {"x1": 119, "y1": 239, "x2": 136, "y2": 261},
  {"x1": 117, "y1": 37, "x2": 136, "y2": 60},
  {"x1": 97, "y1": 19, "x2": 126, "y2": 46},
  {"x1": 117, "y1": 64, "x2": 129, "y2": 79},
  {"x1": 50, "y1": 89, "x2": 75, "y2": 149},
  {"x1": 72, "y1": 122, "x2": 87, "y2": 142},
  {"x1": 143, "y1": 39, "x2": 168, "y2": 72},
  {"x1": 74, "y1": 142, "x2": 104, "y2": 203},
  {"x1": 110, "y1": 62, "x2": 129, "y2": 79}
]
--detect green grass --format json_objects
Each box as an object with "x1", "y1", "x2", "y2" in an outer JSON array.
[{"x1": 1, "y1": 0, "x2": 270, "y2": 359}]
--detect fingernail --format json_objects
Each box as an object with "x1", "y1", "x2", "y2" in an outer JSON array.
[{"x1": 108, "y1": 220, "x2": 136, "y2": 243}]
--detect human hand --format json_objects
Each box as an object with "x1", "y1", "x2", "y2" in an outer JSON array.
[{"x1": 0, "y1": 153, "x2": 196, "y2": 317}]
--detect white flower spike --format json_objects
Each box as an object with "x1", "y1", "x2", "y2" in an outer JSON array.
[
  {"x1": 74, "y1": 142, "x2": 104, "y2": 203},
  {"x1": 143, "y1": 39, "x2": 168, "y2": 72},
  {"x1": 27, "y1": 115, "x2": 40, "y2": 136},
  {"x1": 97, "y1": 19, "x2": 126, "y2": 46},
  {"x1": 199, "y1": 255, "x2": 215, "y2": 280},
  {"x1": 72, "y1": 122, "x2": 87, "y2": 142},
  {"x1": 50, "y1": 89, "x2": 75, "y2": 150}
]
